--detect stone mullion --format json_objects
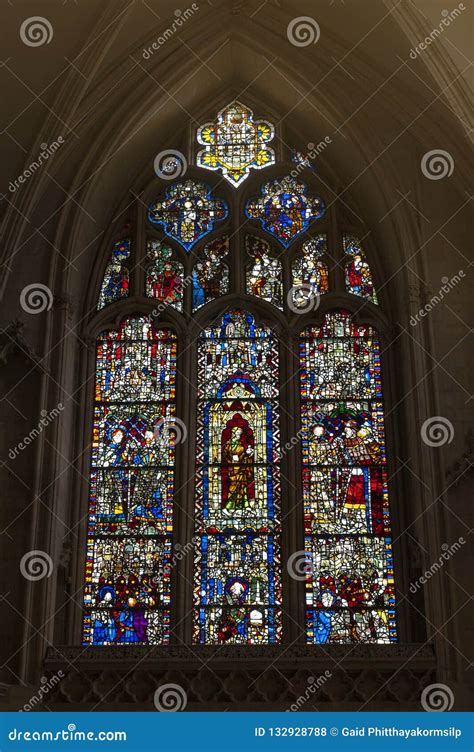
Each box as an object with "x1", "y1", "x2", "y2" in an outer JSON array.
[
  {"x1": 279, "y1": 328, "x2": 307, "y2": 644},
  {"x1": 171, "y1": 331, "x2": 195, "y2": 645}
]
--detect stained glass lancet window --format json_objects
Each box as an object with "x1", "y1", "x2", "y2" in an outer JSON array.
[
  {"x1": 246, "y1": 235, "x2": 283, "y2": 309},
  {"x1": 291, "y1": 235, "x2": 329, "y2": 310},
  {"x1": 145, "y1": 240, "x2": 184, "y2": 312},
  {"x1": 148, "y1": 180, "x2": 228, "y2": 250},
  {"x1": 300, "y1": 311, "x2": 396, "y2": 644},
  {"x1": 343, "y1": 235, "x2": 378, "y2": 304},
  {"x1": 194, "y1": 310, "x2": 282, "y2": 643},
  {"x1": 245, "y1": 177, "x2": 325, "y2": 247},
  {"x1": 197, "y1": 101, "x2": 275, "y2": 187},
  {"x1": 97, "y1": 239, "x2": 130, "y2": 310},
  {"x1": 192, "y1": 236, "x2": 229, "y2": 311},
  {"x1": 83, "y1": 316, "x2": 177, "y2": 645}
]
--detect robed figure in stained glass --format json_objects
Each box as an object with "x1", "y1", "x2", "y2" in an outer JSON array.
[{"x1": 221, "y1": 417, "x2": 255, "y2": 510}]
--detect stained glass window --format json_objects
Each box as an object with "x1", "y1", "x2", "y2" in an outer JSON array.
[
  {"x1": 83, "y1": 316, "x2": 177, "y2": 645},
  {"x1": 148, "y1": 179, "x2": 228, "y2": 251},
  {"x1": 245, "y1": 177, "x2": 325, "y2": 247},
  {"x1": 197, "y1": 101, "x2": 275, "y2": 187},
  {"x1": 343, "y1": 235, "x2": 378, "y2": 304},
  {"x1": 192, "y1": 236, "x2": 229, "y2": 311},
  {"x1": 245, "y1": 235, "x2": 283, "y2": 309},
  {"x1": 87, "y1": 103, "x2": 401, "y2": 651},
  {"x1": 300, "y1": 311, "x2": 396, "y2": 644},
  {"x1": 145, "y1": 240, "x2": 184, "y2": 312},
  {"x1": 194, "y1": 310, "x2": 282, "y2": 644},
  {"x1": 97, "y1": 239, "x2": 130, "y2": 310},
  {"x1": 291, "y1": 235, "x2": 329, "y2": 309}
]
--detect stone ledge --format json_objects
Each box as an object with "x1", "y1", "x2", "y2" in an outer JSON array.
[
  {"x1": 41, "y1": 644, "x2": 437, "y2": 710},
  {"x1": 45, "y1": 643, "x2": 435, "y2": 669}
]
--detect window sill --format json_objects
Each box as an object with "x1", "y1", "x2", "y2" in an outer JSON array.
[{"x1": 42, "y1": 644, "x2": 436, "y2": 711}]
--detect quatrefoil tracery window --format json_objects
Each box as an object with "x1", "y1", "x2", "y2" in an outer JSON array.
[{"x1": 83, "y1": 102, "x2": 396, "y2": 647}]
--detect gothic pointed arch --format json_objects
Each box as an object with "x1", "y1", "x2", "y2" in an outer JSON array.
[{"x1": 78, "y1": 104, "x2": 403, "y2": 651}]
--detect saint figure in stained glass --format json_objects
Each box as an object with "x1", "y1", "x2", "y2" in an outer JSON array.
[
  {"x1": 245, "y1": 177, "x2": 325, "y2": 247},
  {"x1": 197, "y1": 101, "x2": 275, "y2": 186},
  {"x1": 97, "y1": 239, "x2": 130, "y2": 310},
  {"x1": 194, "y1": 310, "x2": 282, "y2": 644},
  {"x1": 148, "y1": 180, "x2": 228, "y2": 250},
  {"x1": 343, "y1": 234, "x2": 378, "y2": 304},
  {"x1": 246, "y1": 235, "x2": 282, "y2": 309},
  {"x1": 222, "y1": 420, "x2": 255, "y2": 509},
  {"x1": 291, "y1": 235, "x2": 329, "y2": 309},
  {"x1": 145, "y1": 240, "x2": 183, "y2": 312},
  {"x1": 192, "y1": 236, "x2": 229, "y2": 311}
]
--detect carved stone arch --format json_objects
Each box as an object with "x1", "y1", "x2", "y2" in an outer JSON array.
[{"x1": 83, "y1": 299, "x2": 187, "y2": 342}]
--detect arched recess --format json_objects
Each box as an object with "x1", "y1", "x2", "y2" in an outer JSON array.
[
  {"x1": 8, "y1": 57, "x2": 460, "y2": 700},
  {"x1": 71, "y1": 299, "x2": 188, "y2": 647},
  {"x1": 192, "y1": 307, "x2": 284, "y2": 645},
  {"x1": 82, "y1": 314, "x2": 178, "y2": 646},
  {"x1": 182, "y1": 295, "x2": 294, "y2": 645},
  {"x1": 298, "y1": 309, "x2": 397, "y2": 645}
]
